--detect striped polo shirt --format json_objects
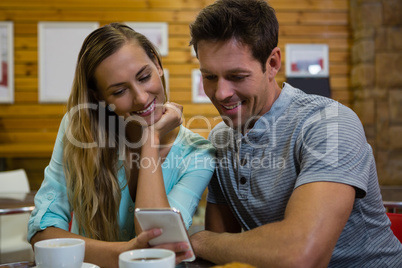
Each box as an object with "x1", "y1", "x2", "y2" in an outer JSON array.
[{"x1": 207, "y1": 83, "x2": 402, "y2": 267}]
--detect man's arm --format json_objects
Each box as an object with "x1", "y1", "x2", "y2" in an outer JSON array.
[
  {"x1": 191, "y1": 181, "x2": 355, "y2": 268},
  {"x1": 205, "y1": 203, "x2": 242, "y2": 233}
]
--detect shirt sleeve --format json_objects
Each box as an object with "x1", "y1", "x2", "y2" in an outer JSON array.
[
  {"x1": 27, "y1": 115, "x2": 72, "y2": 242},
  {"x1": 295, "y1": 103, "x2": 372, "y2": 198},
  {"x1": 166, "y1": 141, "x2": 216, "y2": 229}
]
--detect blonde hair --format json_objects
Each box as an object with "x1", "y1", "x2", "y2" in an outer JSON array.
[{"x1": 63, "y1": 23, "x2": 166, "y2": 241}]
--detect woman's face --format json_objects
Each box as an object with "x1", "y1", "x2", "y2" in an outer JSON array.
[{"x1": 95, "y1": 41, "x2": 165, "y2": 126}]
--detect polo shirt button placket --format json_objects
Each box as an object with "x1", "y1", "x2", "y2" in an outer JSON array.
[
  {"x1": 240, "y1": 177, "x2": 247, "y2": 185},
  {"x1": 240, "y1": 158, "x2": 247, "y2": 166}
]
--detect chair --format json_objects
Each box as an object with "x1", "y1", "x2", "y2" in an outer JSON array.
[
  {"x1": 387, "y1": 213, "x2": 402, "y2": 243},
  {"x1": 0, "y1": 169, "x2": 34, "y2": 264}
]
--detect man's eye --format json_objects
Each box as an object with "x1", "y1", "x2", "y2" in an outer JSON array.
[
  {"x1": 203, "y1": 75, "x2": 216, "y2": 81},
  {"x1": 231, "y1": 75, "x2": 246, "y2": 81}
]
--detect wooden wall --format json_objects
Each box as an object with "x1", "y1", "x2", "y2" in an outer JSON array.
[{"x1": 0, "y1": 0, "x2": 351, "y2": 189}]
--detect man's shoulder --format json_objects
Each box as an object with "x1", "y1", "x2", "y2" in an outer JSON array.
[{"x1": 208, "y1": 121, "x2": 231, "y2": 138}]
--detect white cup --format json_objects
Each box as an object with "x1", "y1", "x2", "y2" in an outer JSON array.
[
  {"x1": 119, "y1": 248, "x2": 175, "y2": 268},
  {"x1": 34, "y1": 238, "x2": 85, "y2": 268}
]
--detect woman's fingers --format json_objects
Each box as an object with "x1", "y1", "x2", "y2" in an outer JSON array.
[
  {"x1": 164, "y1": 102, "x2": 183, "y2": 124},
  {"x1": 133, "y1": 231, "x2": 194, "y2": 265},
  {"x1": 148, "y1": 102, "x2": 183, "y2": 138},
  {"x1": 154, "y1": 241, "x2": 194, "y2": 264},
  {"x1": 134, "y1": 228, "x2": 163, "y2": 248}
]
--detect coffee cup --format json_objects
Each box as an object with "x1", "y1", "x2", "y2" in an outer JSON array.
[
  {"x1": 119, "y1": 248, "x2": 175, "y2": 268},
  {"x1": 34, "y1": 238, "x2": 85, "y2": 268}
]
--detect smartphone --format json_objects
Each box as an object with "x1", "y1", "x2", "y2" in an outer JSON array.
[{"x1": 134, "y1": 207, "x2": 196, "y2": 262}]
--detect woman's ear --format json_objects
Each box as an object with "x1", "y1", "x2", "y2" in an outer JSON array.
[
  {"x1": 155, "y1": 60, "x2": 163, "y2": 77},
  {"x1": 158, "y1": 65, "x2": 163, "y2": 77},
  {"x1": 266, "y1": 47, "x2": 281, "y2": 79},
  {"x1": 90, "y1": 88, "x2": 102, "y2": 102}
]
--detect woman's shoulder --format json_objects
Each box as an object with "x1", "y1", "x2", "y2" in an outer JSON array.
[{"x1": 174, "y1": 125, "x2": 215, "y2": 153}]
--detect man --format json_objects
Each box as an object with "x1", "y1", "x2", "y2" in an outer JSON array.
[{"x1": 189, "y1": 0, "x2": 402, "y2": 267}]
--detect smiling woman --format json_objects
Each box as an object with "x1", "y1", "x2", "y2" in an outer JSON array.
[
  {"x1": 27, "y1": 23, "x2": 216, "y2": 268},
  {"x1": 95, "y1": 41, "x2": 165, "y2": 126}
]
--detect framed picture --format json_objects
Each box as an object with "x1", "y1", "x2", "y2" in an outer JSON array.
[
  {"x1": 285, "y1": 44, "x2": 329, "y2": 77},
  {"x1": 125, "y1": 22, "x2": 168, "y2": 56},
  {"x1": 0, "y1": 22, "x2": 14, "y2": 103},
  {"x1": 38, "y1": 22, "x2": 99, "y2": 103},
  {"x1": 192, "y1": 69, "x2": 210, "y2": 103}
]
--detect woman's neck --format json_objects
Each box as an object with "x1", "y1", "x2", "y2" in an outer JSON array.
[{"x1": 125, "y1": 123, "x2": 181, "y2": 150}]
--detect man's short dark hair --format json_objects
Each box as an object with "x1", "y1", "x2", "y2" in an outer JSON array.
[{"x1": 189, "y1": 0, "x2": 279, "y2": 72}]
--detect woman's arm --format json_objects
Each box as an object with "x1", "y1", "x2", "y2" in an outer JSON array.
[{"x1": 134, "y1": 103, "x2": 183, "y2": 212}]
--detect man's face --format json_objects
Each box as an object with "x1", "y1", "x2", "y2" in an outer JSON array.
[{"x1": 197, "y1": 38, "x2": 280, "y2": 132}]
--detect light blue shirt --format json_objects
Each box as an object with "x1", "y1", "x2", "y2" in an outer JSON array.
[{"x1": 28, "y1": 115, "x2": 215, "y2": 241}]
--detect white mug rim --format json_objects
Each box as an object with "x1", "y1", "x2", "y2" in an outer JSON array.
[
  {"x1": 35, "y1": 238, "x2": 85, "y2": 249},
  {"x1": 119, "y1": 248, "x2": 175, "y2": 263}
]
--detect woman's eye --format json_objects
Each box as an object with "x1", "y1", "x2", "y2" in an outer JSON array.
[
  {"x1": 139, "y1": 74, "x2": 151, "y2": 82},
  {"x1": 112, "y1": 88, "x2": 126, "y2": 96}
]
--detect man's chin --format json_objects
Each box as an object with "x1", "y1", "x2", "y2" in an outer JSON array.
[{"x1": 222, "y1": 117, "x2": 242, "y2": 131}]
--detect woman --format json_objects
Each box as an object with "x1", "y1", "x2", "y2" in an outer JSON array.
[{"x1": 28, "y1": 23, "x2": 215, "y2": 267}]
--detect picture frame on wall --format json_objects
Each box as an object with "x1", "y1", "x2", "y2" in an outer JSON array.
[
  {"x1": 125, "y1": 22, "x2": 168, "y2": 56},
  {"x1": 0, "y1": 22, "x2": 14, "y2": 103},
  {"x1": 192, "y1": 69, "x2": 210, "y2": 103},
  {"x1": 285, "y1": 44, "x2": 329, "y2": 78},
  {"x1": 38, "y1": 22, "x2": 99, "y2": 103}
]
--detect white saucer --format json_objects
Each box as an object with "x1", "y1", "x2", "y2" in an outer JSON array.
[
  {"x1": 82, "y1": 263, "x2": 100, "y2": 268},
  {"x1": 34, "y1": 263, "x2": 99, "y2": 268}
]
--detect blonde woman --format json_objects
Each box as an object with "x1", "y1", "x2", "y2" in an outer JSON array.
[{"x1": 28, "y1": 23, "x2": 215, "y2": 268}]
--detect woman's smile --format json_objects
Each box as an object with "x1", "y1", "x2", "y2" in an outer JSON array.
[{"x1": 133, "y1": 98, "x2": 156, "y2": 116}]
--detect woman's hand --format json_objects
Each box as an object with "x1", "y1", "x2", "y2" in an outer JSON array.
[
  {"x1": 118, "y1": 228, "x2": 193, "y2": 265},
  {"x1": 153, "y1": 241, "x2": 194, "y2": 265},
  {"x1": 145, "y1": 102, "x2": 183, "y2": 143}
]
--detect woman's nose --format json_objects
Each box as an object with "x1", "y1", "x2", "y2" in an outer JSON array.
[{"x1": 131, "y1": 87, "x2": 148, "y2": 107}]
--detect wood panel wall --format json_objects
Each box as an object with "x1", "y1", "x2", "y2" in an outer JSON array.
[{"x1": 0, "y1": 0, "x2": 351, "y2": 189}]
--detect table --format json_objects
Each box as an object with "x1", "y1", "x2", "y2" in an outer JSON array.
[
  {"x1": 0, "y1": 191, "x2": 215, "y2": 267},
  {"x1": 176, "y1": 258, "x2": 215, "y2": 267},
  {"x1": 0, "y1": 192, "x2": 36, "y2": 216},
  {"x1": 0, "y1": 258, "x2": 215, "y2": 268}
]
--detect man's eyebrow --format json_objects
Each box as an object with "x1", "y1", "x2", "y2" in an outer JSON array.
[
  {"x1": 200, "y1": 68, "x2": 211, "y2": 74},
  {"x1": 200, "y1": 67, "x2": 249, "y2": 74}
]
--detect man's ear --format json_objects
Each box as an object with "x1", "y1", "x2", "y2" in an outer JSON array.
[{"x1": 266, "y1": 47, "x2": 281, "y2": 79}]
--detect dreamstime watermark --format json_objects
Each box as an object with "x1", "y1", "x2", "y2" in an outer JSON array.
[{"x1": 64, "y1": 101, "x2": 342, "y2": 166}]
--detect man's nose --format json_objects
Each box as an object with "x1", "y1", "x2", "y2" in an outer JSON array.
[{"x1": 215, "y1": 79, "x2": 234, "y2": 102}]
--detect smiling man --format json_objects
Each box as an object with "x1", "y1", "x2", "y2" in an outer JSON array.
[{"x1": 188, "y1": 0, "x2": 402, "y2": 267}]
